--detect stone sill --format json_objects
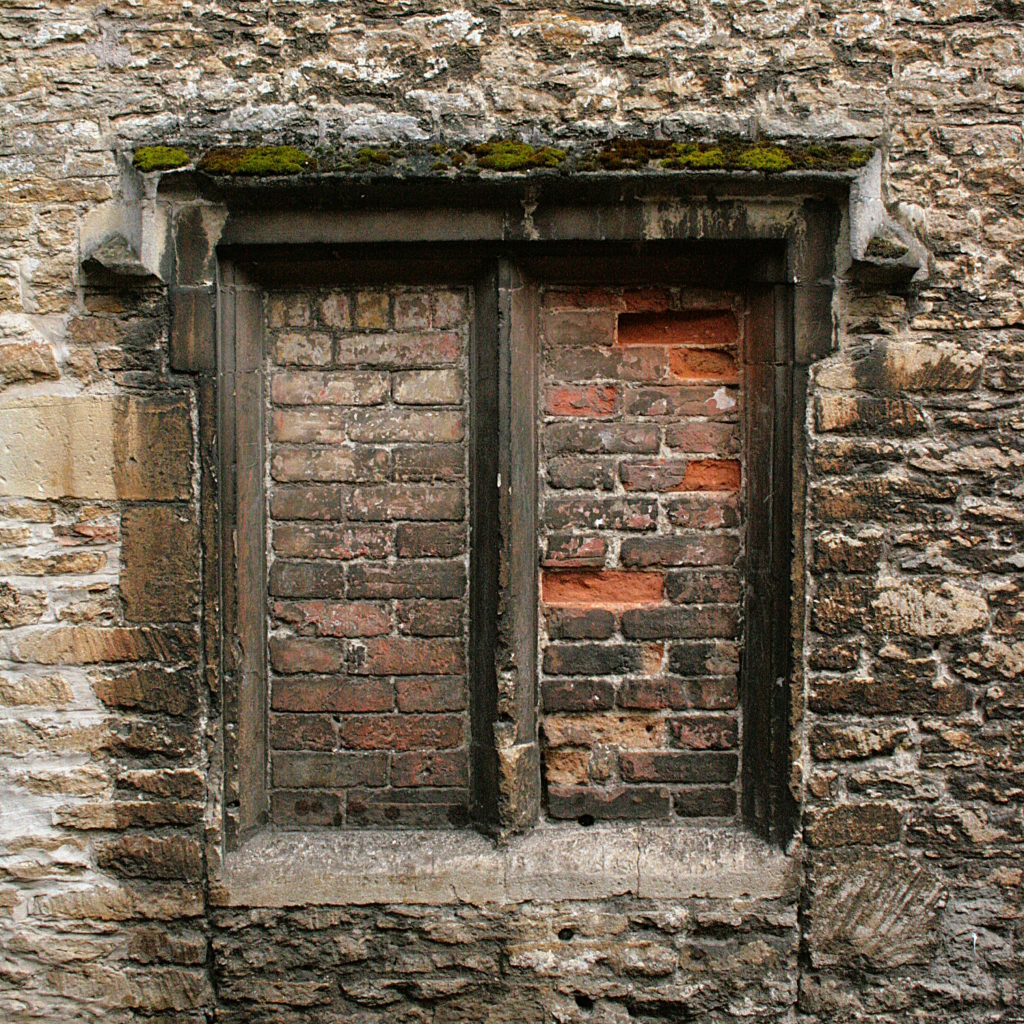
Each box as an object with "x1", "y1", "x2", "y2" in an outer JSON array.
[{"x1": 213, "y1": 823, "x2": 801, "y2": 908}]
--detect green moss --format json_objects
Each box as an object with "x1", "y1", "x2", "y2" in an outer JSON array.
[
  {"x1": 431, "y1": 160, "x2": 450, "y2": 171},
  {"x1": 865, "y1": 236, "x2": 909, "y2": 259},
  {"x1": 356, "y1": 148, "x2": 392, "y2": 166},
  {"x1": 132, "y1": 146, "x2": 190, "y2": 172},
  {"x1": 661, "y1": 143, "x2": 725, "y2": 170},
  {"x1": 473, "y1": 140, "x2": 567, "y2": 171},
  {"x1": 197, "y1": 146, "x2": 313, "y2": 175},
  {"x1": 593, "y1": 137, "x2": 873, "y2": 174},
  {"x1": 734, "y1": 144, "x2": 794, "y2": 172}
]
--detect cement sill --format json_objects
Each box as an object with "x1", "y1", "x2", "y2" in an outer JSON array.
[{"x1": 213, "y1": 823, "x2": 801, "y2": 909}]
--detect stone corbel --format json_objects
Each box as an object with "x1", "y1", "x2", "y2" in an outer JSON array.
[
  {"x1": 847, "y1": 150, "x2": 927, "y2": 287},
  {"x1": 80, "y1": 156, "x2": 172, "y2": 282}
]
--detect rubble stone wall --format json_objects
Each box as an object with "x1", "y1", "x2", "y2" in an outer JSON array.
[{"x1": 1, "y1": 2, "x2": 1023, "y2": 1023}]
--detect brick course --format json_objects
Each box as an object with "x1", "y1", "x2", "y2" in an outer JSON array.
[
  {"x1": 266, "y1": 286, "x2": 471, "y2": 827},
  {"x1": 539, "y1": 288, "x2": 744, "y2": 822}
]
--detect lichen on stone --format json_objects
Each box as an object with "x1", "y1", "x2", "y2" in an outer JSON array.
[
  {"x1": 197, "y1": 146, "x2": 313, "y2": 175},
  {"x1": 865, "y1": 236, "x2": 910, "y2": 259},
  {"x1": 473, "y1": 140, "x2": 567, "y2": 171},
  {"x1": 132, "y1": 146, "x2": 190, "y2": 172}
]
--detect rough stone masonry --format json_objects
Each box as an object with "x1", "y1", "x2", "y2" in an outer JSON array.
[{"x1": 1, "y1": 2, "x2": 1023, "y2": 1023}]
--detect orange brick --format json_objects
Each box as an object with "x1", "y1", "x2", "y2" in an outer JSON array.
[
  {"x1": 668, "y1": 347, "x2": 739, "y2": 382},
  {"x1": 542, "y1": 569, "x2": 664, "y2": 609},
  {"x1": 682, "y1": 459, "x2": 741, "y2": 491},
  {"x1": 545, "y1": 384, "x2": 619, "y2": 418},
  {"x1": 617, "y1": 310, "x2": 737, "y2": 348}
]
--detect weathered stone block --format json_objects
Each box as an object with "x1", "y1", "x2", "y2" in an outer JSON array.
[{"x1": 120, "y1": 505, "x2": 199, "y2": 622}]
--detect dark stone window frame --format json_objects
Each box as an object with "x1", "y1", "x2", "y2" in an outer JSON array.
[{"x1": 167, "y1": 173, "x2": 847, "y2": 855}]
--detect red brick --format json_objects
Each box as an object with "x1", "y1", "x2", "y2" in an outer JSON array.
[
  {"x1": 543, "y1": 288, "x2": 625, "y2": 311},
  {"x1": 544, "y1": 497, "x2": 657, "y2": 532},
  {"x1": 542, "y1": 677, "x2": 615, "y2": 711},
  {"x1": 665, "y1": 421, "x2": 740, "y2": 454},
  {"x1": 346, "y1": 408, "x2": 464, "y2": 443},
  {"x1": 336, "y1": 713, "x2": 463, "y2": 751},
  {"x1": 352, "y1": 637, "x2": 465, "y2": 676},
  {"x1": 665, "y1": 570, "x2": 742, "y2": 604},
  {"x1": 273, "y1": 331, "x2": 331, "y2": 366},
  {"x1": 547, "y1": 785, "x2": 671, "y2": 820},
  {"x1": 271, "y1": 446, "x2": 388, "y2": 483},
  {"x1": 544, "y1": 608, "x2": 617, "y2": 640},
  {"x1": 542, "y1": 644, "x2": 643, "y2": 676},
  {"x1": 272, "y1": 524, "x2": 389, "y2": 560},
  {"x1": 393, "y1": 291, "x2": 431, "y2": 330},
  {"x1": 623, "y1": 289, "x2": 671, "y2": 312},
  {"x1": 392, "y1": 750, "x2": 468, "y2": 787},
  {"x1": 620, "y1": 534, "x2": 739, "y2": 568},
  {"x1": 270, "y1": 485, "x2": 343, "y2": 520},
  {"x1": 269, "y1": 637, "x2": 345, "y2": 674},
  {"x1": 542, "y1": 309, "x2": 617, "y2": 347},
  {"x1": 433, "y1": 290, "x2": 467, "y2": 329},
  {"x1": 271, "y1": 370, "x2": 388, "y2": 406},
  {"x1": 270, "y1": 713, "x2": 336, "y2": 751},
  {"x1": 272, "y1": 600, "x2": 391, "y2": 637},
  {"x1": 352, "y1": 291, "x2": 388, "y2": 329},
  {"x1": 618, "y1": 676, "x2": 738, "y2": 710},
  {"x1": 545, "y1": 384, "x2": 620, "y2": 418},
  {"x1": 272, "y1": 791, "x2": 343, "y2": 826},
  {"x1": 681, "y1": 459, "x2": 741, "y2": 491},
  {"x1": 545, "y1": 458, "x2": 617, "y2": 491},
  {"x1": 318, "y1": 293, "x2": 351, "y2": 328},
  {"x1": 616, "y1": 346, "x2": 669, "y2": 382},
  {"x1": 391, "y1": 445, "x2": 465, "y2": 482},
  {"x1": 617, "y1": 310, "x2": 737, "y2": 348},
  {"x1": 334, "y1": 332, "x2": 461, "y2": 367},
  {"x1": 667, "y1": 640, "x2": 740, "y2": 677},
  {"x1": 626, "y1": 386, "x2": 740, "y2": 418},
  {"x1": 664, "y1": 496, "x2": 740, "y2": 529},
  {"x1": 674, "y1": 787, "x2": 736, "y2": 817},
  {"x1": 395, "y1": 676, "x2": 467, "y2": 712},
  {"x1": 541, "y1": 569, "x2": 663, "y2": 609},
  {"x1": 620, "y1": 605, "x2": 739, "y2": 639},
  {"x1": 346, "y1": 788, "x2": 469, "y2": 827},
  {"x1": 346, "y1": 562, "x2": 465, "y2": 600},
  {"x1": 620, "y1": 751, "x2": 738, "y2": 784},
  {"x1": 543, "y1": 534, "x2": 607, "y2": 568},
  {"x1": 271, "y1": 407, "x2": 346, "y2": 443},
  {"x1": 619, "y1": 460, "x2": 690, "y2": 491},
  {"x1": 668, "y1": 347, "x2": 739, "y2": 382},
  {"x1": 271, "y1": 675, "x2": 394, "y2": 713},
  {"x1": 669, "y1": 714, "x2": 738, "y2": 749},
  {"x1": 396, "y1": 600, "x2": 463, "y2": 637},
  {"x1": 268, "y1": 560, "x2": 346, "y2": 599},
  {"x1": 273, "y1": 751, "x2": 387, "y2": 787},
  {"x1": 345, "y1": 484, "x2": 464, "y2": 521},
  {"x1": 544, "y1": 422, "x2": 660, "y2": 455},
  {"x1": 395, "y1": 523, "x2": 466, "y2": 558}
]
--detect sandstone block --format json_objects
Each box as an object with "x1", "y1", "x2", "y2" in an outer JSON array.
[{"x1": 120, "y1": 506, "x2": 198, "y2": 622}]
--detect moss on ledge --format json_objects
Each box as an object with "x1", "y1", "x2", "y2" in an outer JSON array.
[
  {"x1": 599, "y1": 138, "x2": 871, "y2": 173},
  {"x1": 197, "y1": 146, "x2": 313, "y2": 175},
  {"x1": 133, "y1": 146, "x2": 190, "y2": 172},
  {"x1": 149, "y1": 136, "x2": 873, "y2": 180},
  {"x1": 472, "y1": 141, "x2": 567, "y2": 171}
]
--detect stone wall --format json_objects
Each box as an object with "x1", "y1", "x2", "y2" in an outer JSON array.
[{"x1": 1, "y1": 2, "x2": 1023, "y2": 1023}]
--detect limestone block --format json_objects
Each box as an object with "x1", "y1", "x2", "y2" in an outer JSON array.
[{"x1": 0, "y1": 394, "x2": 192, "y2": 501}]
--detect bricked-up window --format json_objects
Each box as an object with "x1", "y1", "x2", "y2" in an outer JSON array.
[
  {"x1": 216, "y1": 246, "x2": 796, "y2": 841},
  {"x1": 539, "y1": 289, "x2": 744, "y2": 822},
  {"x1": 265, "y1": 286, "x2": 473, "y2": 827}
]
